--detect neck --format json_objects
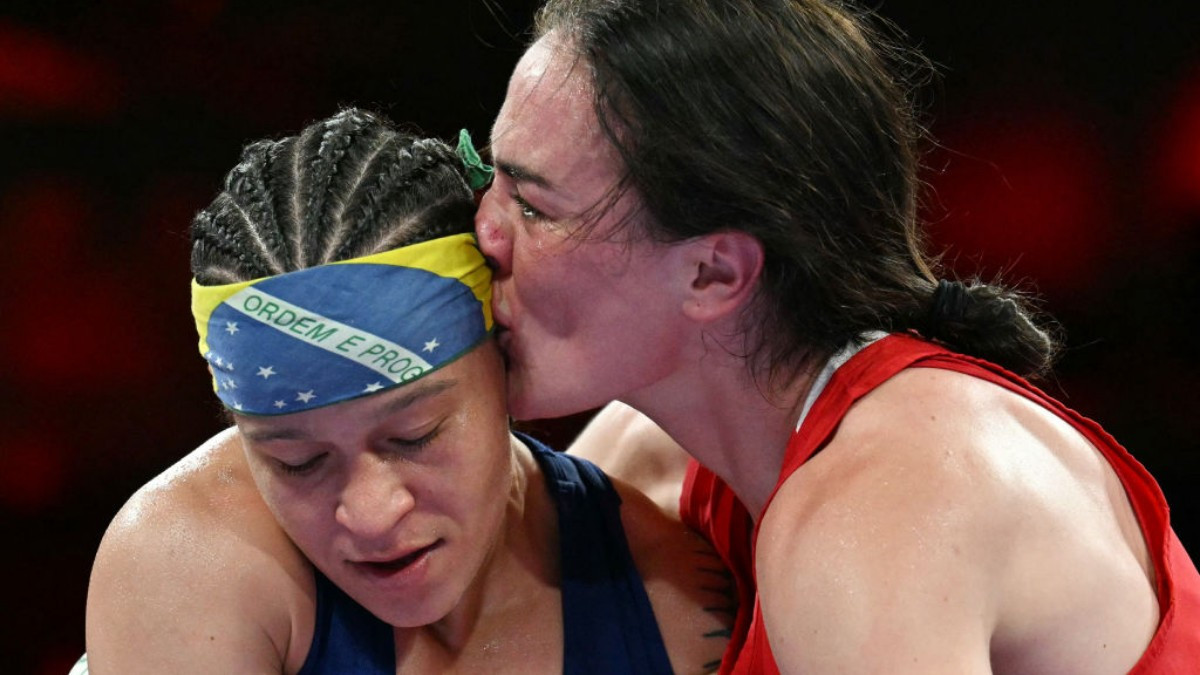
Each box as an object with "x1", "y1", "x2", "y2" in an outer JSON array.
[{"x1": 623, "y1": 342, "x2": 821, "y2": 519}]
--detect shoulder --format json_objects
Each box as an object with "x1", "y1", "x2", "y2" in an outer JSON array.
[
  {"x1": 756, "y1": 364, "x2": 1159, "y2": 672},
  {"x1": 86, "y1": 427, "x2": 314, "y2": 674},
  {"x1": 569, "y1": 402, "x2": 691, "y2": 514},
  {"x1": 614, "y1": 476, "x2": 731, "y2": 675},
  {"x1": 754, "y1": 367, "x2": 1026, "y2": 671}
]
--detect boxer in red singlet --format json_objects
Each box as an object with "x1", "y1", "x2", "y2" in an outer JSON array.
[{"x1": 475, "y1": 0, "x2": 1200, "y2": 671}]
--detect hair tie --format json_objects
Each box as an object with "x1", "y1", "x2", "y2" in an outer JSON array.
[
  {"x1": 456, "y1": 129, "x2": 494, "y2": 190},
  {"x1": 930, "y1": 279, "x2": 969, "y2": 324}
]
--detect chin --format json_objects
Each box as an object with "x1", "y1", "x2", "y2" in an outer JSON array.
[
  {"x1": 367, "y1": 591, "x2": 456, "y2": 629},
  {"x1": 510, "y1": 395, "x2": 593, "y2": 423},
  {"x1": 506, "y1": 363, "x2": 615, "y2": 421},
  {"x1": 505, "y1": 381, "x2": 546, "y2": 422},
  {"x1": 507, "y1": 390, "x2": 565, "y2": 422}
]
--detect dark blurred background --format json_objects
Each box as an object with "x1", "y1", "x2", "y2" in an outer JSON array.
[{"x1": 1, "y1": 1, "x2": 1197, "y2": 672}]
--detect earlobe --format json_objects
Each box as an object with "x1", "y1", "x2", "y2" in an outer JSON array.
[{"x1": 682, "y1": 231, "x2": 763, "y2": 322}]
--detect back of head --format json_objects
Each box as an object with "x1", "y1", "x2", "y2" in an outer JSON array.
[
  {"x1": 191, "y1": 108, "x2": 475, "y2": 283},
  {"x1": 189, "y1": 109, "x2": 491, "y2": 417},
  {"x1": 536, "y1": 0, "x2": 1058, "y2": 380}
]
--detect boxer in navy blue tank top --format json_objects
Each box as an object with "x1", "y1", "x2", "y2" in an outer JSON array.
[
  {"x1": 299, "y1": 434, "x2": 672, "y2": 675},
  {"x1": 84, "y1": 111, "x2": 730, "y2": 674}
]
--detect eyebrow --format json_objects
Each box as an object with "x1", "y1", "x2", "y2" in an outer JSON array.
[
  {"x1": 378, "y1": 379, "x2": 456, "y2": 419},
  {"x1": 240, "y1": 379, "x2": 458, "y2": 443},
  {"x1": 495, "y1": 160, "x2": 552, "y2": 190}
]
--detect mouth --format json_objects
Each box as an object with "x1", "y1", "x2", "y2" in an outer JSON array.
[
  {"x1": 494, "y1": 325, "x2": 514, "y2": 366},
  {"x1": 491, "y1": 294, "x2": 512, "y2": 339},
  {"x1": 355, "y1": 540, "x2": 443, "y2": 577}
]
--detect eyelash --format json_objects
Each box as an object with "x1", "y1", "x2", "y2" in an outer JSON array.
[
  {"x1": 389, "y1": 426, "x2": 441, "y2": 454},
  {"x1": 278, "y1": 454, "x2": 326, "y2": 476},
  {"x1": 273, "y1": 425, "x2": 441, "y2": 476},
  {"x1": 512, "y1": 193, "x2": 545, "y2": 221}
]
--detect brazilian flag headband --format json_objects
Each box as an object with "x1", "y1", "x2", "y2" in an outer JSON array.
[{"x1": 191, "y1": 233, "x2": 492, "y2": 416}]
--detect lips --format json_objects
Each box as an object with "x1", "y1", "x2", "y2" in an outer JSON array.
[
  {"x1": 490, "y1": 293, "x2": 516, "y2": 369},
  {"x1": 490, "y1": 288, "x2": 514, "y2": 331},
  {"x1": 355, "y1": 540, "x2": 442, "y2": 577},
  {"x1": 495, "y1": 325, "x2": 513, "y2": 358}
]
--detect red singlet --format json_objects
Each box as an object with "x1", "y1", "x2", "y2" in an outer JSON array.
[{"x1": 681, "y1": 333, "x2": 1200, "y2": 673}]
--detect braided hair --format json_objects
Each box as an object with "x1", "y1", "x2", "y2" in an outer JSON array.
[{"x1": 191, "y1": 108, "x2": 475, "y2": 284}]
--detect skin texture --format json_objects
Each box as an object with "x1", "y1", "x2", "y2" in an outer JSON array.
[
  {"x1": 85, "y1": 344, "x2": 732, "y2": 674},
  {"x1": 477, "y1": 32, "x2": 1164, "y2": 673},
  {"x1": 236, "y1": 345, "x2": 518, "y2": 633},
  {"x1": 476, "y1": 36, "x2": 701, "y2": 423},
  {"x1": 756, "y1": 368, "x2": 1159, "y2": 673}
]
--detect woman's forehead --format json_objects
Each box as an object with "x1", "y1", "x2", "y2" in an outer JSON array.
[{"x1": 236, "y1": 372, "x2": 463, "y2": 440}]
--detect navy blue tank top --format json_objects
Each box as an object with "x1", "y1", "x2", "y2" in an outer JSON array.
[{"x1": 297, "y1": 432, "x2": 673, "y2": 674}]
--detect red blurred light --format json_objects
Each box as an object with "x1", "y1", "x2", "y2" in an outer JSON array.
[
  {"x1": 0, "y1": 20, "x2": 123, "y2": 118},
  {"x1": 0, "y1": 177, "x2": 167, "y2": 387},
  {"x1": 927, "y1": 104, "x2": 1117, "y2": 298},
  {"x1": 0, "y1": 435, "x2": 67, "y2": 513},
  {"x1": 1151, "y1": 62, "x2": 1200, "y2": 223}
]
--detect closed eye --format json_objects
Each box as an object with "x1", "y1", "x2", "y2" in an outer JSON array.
[
  {"x1": 388, "y1": 425, "x2": 442, "y2": 455},
  {"x1": 276, "y1": 453, "x2": 327, "y2": 476}
]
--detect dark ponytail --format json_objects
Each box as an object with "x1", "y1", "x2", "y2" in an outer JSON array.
[{"x1": 916, "y1": 278, "x2": 1060, "y2": 378}]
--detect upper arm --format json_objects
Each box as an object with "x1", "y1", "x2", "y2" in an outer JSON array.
[
  {"x1": 569, "y1": 401, "x2": 691, "y2": 515},
  {"x1": 615, "y1": 479, "x2": 733, "y2": 674},
  {"x1": 754, "y1": 435, "x2": 1004, "y2": 674},
  {"x1": 85, "y1": 440, "x2": 309, "y2": 674}
]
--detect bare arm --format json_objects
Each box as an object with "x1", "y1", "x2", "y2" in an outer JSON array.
[
  {"x1": 85, "y1": 430, "x2": 313, "y2": 674},
  {"x1": 753, "y1": 369, "x2": 1017, "y2": 673},
  {"x1": 614, "y1": 476, "x2": 734, "y2": 674},
  {"x1": 754, "y1": 367, "x2": 1158, "y2": 674},
  {"x1": 755, "y1": 442, "x2": 998, "y2": 674},
  {"x1": 569, "y1": 401, "x2": 692, "y2": 515}
]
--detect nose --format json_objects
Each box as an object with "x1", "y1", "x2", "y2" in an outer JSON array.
[
  {"x1": 474, "y1": 187, "x2": 512, "y2": 278},
  {"x1": 335, "y1": 456, "x2": 415, "y2": 540}
]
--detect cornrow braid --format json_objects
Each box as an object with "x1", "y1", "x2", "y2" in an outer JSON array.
[
  {"x1": 190, "y1": 108, "x2": 476, "y2": 285},
  {"x1": 218, "y1": 140, "x2": 289, "y2": 275},
  {"x1": 332, "y1": 135, "x2": 472, "y2": 261},
  {"x1": 249, "y1": 137, "x2": 299, "y2": 271},
  {"x1": 298, "y1": 109, "x2": 388, "y2": 267}
]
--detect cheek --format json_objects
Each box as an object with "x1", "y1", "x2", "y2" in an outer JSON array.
[
  {"x1": 251, "y1": 475, "x2": 330, "y2": 549},
  {"x1": 516, "y1": 250, "x2": 606, "y2": 320},
  {"x1": 444, "y1": 443, "x2": 512, "y2": 526},
  {"x1": 266, "y1": 497, "x2": 331, "y2": 559}
]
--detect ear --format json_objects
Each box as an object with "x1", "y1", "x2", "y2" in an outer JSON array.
[{"x1": 680, "y1": 230, "x2": 763, "y2": 322}]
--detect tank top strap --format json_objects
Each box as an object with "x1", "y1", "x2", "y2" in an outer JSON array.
[
  {"x1": 782, "y1": 333, "x2": 949, "y2": 480},
  {"x1": 517, "y1": 432, "x2": 674, "y2": 675},
  {"x1": 297, "y1": 568, "x2": 394, "y2": 675}
]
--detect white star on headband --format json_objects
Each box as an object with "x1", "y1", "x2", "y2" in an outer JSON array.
[
  {"x1": 423, "y1": 338, "x2": 440, "y2": 353},
  {"x1": 225, "y1": 321, "x2": 239, "y2": 335},
  {"x1": 274, "y1": 400, "x2": 287, "y2": 409},
  {"x1": 257, "y1": 366, "x2": 277, "y2": 379},
  {"x1": 363, "y1": 382, "x2": 384, "y2": 393},
  {"x1": 296, "y1": 390, "x2": 316, "y2": 403}
]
